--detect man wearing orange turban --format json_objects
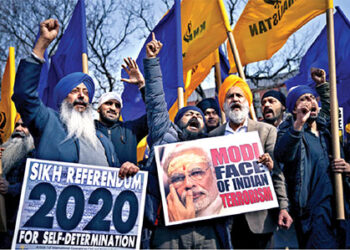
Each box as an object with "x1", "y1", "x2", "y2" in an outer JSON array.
[{"x1": 209, "y1": 75, "x2": 293, "y2": 249}]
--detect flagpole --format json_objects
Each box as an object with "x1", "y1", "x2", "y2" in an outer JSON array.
[
  {"x1": 214, "y1": 49, "x2": 226, "y2": 123},
  {"x1": 184, "y1": 69, "x2": 192, "y2": 106},
  {"x1": 227, "y1": 32, "x2": 257, "y2": 121},
  {"x1": 175, "y1": 0, "x2": 184, "y2": 109},
  {"x1": 217, "y1": 0, "x2": 257, "y2": 121},
  {"x1": 326, "y1": 4, "x2": 344, "y2": 220},
  {"x1": 177, "y1": 88, "x2": 184, "y2": 108},
  {"x1": 82, "y1": 53, "x2": 88, "y2": 74}
]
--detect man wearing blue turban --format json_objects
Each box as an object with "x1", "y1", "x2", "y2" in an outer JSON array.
[
  {"x1": 12, "y1": 19, "x2": 139, "y2": 178},
  {"x1": 275, "y1": 85, "x2": 350, "y2": 248}
]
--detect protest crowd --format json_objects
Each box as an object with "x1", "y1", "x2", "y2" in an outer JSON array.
[{"x1": 1, "y1": 1, "x2": 350, "y2": 249}]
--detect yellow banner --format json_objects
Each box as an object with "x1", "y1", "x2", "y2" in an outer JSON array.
[
  {"x1": 168, "y1": 52, "x2": 217, "y2": 122},
  {"x1": 138, "y1": 0, "x2": 231, "y2": 161},
  {"x1": 181, "y1": 0, "x2": 229, "y2": 72},
  {"x1": 228, "y1": 0, "x2": 331, "y2": 73},
  {"x1": 137, "y1": 136, "x2": 147, "y2": 163},
  {"x1": 0, "y1": 47, "x2": 16, "y2": 144}
]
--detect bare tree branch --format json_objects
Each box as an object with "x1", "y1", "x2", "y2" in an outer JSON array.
[
  {"x1": 0, "y1": 0, "x2": 157, "y2": 98},
  {"x1": 160, "y1": 0, "x2": 173, "y2": 10}
]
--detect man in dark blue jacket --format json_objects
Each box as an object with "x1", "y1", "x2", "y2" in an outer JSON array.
[
  {"x1": 142, "y1": 33, "x2": 231, "y2": 249},
  {"x1": 274, "y1": 85, "x2": 349, "y2": 248},
  {"x1": 95, "y1": 58, "x2": 148, "y2": 165},
  {"x1": 12, "y1": 19, "x2": 138, "y2": 177},
  {"x1": 196, "y1": 98, "x2": 221, "y2": 132}
]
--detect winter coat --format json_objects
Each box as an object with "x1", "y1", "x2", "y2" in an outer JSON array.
[
  {"x1": 12, "y1": 59, "x2": 119, "y2": 167},
  {"x1": 142, "y1": 57, "x2": 232, "y2": 249}
]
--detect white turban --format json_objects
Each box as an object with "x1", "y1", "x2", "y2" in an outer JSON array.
[{"x1": 97, "y1": 92, "x2": 123, "y2": 108}]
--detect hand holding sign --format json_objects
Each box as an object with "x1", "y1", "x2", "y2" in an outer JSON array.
[
  {"x1": 118, "y1": 161, "x2": 139, "y2": 179},
  {"x1": 258, "y1": 153, "x2": 273, "y2": 171},
  {"x1": 167, "y1": 184, "x2": 195, "y2": 222}
]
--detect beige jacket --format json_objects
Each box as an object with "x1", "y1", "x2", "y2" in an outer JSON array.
[{"x1": 209, "y1": 118, "x2": 289, "y2": 234}]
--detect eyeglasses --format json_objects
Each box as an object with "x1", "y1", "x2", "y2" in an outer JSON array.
[{"x1": 169, "y1": 166, "x2": 210, "y2": 186}]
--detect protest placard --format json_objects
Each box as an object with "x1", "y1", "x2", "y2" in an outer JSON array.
[
  {"x1": 12, "y1": 159, "x2": 148, "y2": 249},
  {"x1": 154, "y1": 131, "x2": 279, "y2": 226}
]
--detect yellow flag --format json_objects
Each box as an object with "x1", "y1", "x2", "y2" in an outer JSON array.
[
  {"x1": 0, "y1": 47, "x2": 16, "y2": 144},
  {"x1": 168, "y1": 52, "x2": 217, "y2": 122},
  {"x1": 181, "y1": 0, "x2": 230, "y2": 72},
  {"x1": 137, "y1": 0, "x2": 231, "y2": 160},
  {"x1": 228, "y1": 0, "x2": 332, "y2": 73},
  {"x1": 184, "y1": 52, "x2": 217, "y2": 96},
  {"x1": 136, "y1": 136, "x2": 148, "y2": 163}
]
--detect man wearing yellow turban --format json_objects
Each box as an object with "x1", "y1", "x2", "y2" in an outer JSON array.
[{"x1": 209, "y1": 75, "x2": 293, "y2": 249}]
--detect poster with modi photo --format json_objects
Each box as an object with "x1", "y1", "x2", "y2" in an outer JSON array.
[{"x1": 154, "y1": 131, "x2": 279, "y2": 226}]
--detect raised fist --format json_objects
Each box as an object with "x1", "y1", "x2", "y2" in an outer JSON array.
[
  {"x1": 311, "y1": 67, "x2": 326, "y2": 86},
  {"x1": 33, "y1": 19, "x2": 60, "y2": 60}
]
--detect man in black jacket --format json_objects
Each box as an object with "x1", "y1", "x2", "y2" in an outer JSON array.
[
  {"x1": 95, "y1": 57, "x2": 148, "y2": 165},
  {"x1": 0, "y1": 119, "x2": 35, "y2": 248}
]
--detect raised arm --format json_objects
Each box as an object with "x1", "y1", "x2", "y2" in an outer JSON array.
[
  {"x1": 12, "y1": 19, "x2": 59, "y2": 133},
  {"x1": 311, "y1": 67, "x2": 330, "y2": 120},
  {"x1": 143, "y1": 33, "x2": 173, "y2": 147},
  {"x1": 33, "y1": 19, "x2": 59, "y2": 59},
  {"x1": 121, "y1": 57, "x2": 148, "y2": 141},
  {"x1": 121, "y1": 57, "x2": 145, "y2": 89}
]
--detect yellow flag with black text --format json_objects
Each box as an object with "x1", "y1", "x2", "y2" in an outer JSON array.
[
  {"x1": 181, "y1": 0, "x2": 230, "y2": 72},
  {"x1": 228, "y1": 0, "x2": 333, "y2": 73},
  {"x1": 0, "y1": 47, "x2": 16, "y2": 144}
]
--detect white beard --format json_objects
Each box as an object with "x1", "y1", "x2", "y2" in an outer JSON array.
[
  {"x1": 2, "y1": 133, "x2": 34, "y2": 176},
  {"x1": 60, "y1": 100, "x2": 99, "y2": 149},
  {"x1": 224, "y1": 101, "x2": 250, "y2": 125}
]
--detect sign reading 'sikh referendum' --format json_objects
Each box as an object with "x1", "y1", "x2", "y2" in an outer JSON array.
[{"x1": 12, "y1": 159, "x2": 148, "y2": 249}]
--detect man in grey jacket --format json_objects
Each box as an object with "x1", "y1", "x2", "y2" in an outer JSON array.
[
  {"x1": 209, "y1": 74, "x2": 293, "y2": 249},
  {"x1": 142, "y1": 33, "x2": 231, "y2": 249}
]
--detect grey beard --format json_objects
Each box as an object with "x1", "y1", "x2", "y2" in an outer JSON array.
[
  {"x1": 2, "y1": 134, "x2": 34, "y2": 176},
  {"x1": 223, "y1": 101, "x2": 249, "y2": 124},
  {"x1": 60, "y1": 100, "x2": 99, "y2": 149}
]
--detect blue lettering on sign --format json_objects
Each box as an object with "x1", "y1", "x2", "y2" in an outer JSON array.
[{"x1": 23, "y1": 183, "x2": 139, "y2": 233}]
